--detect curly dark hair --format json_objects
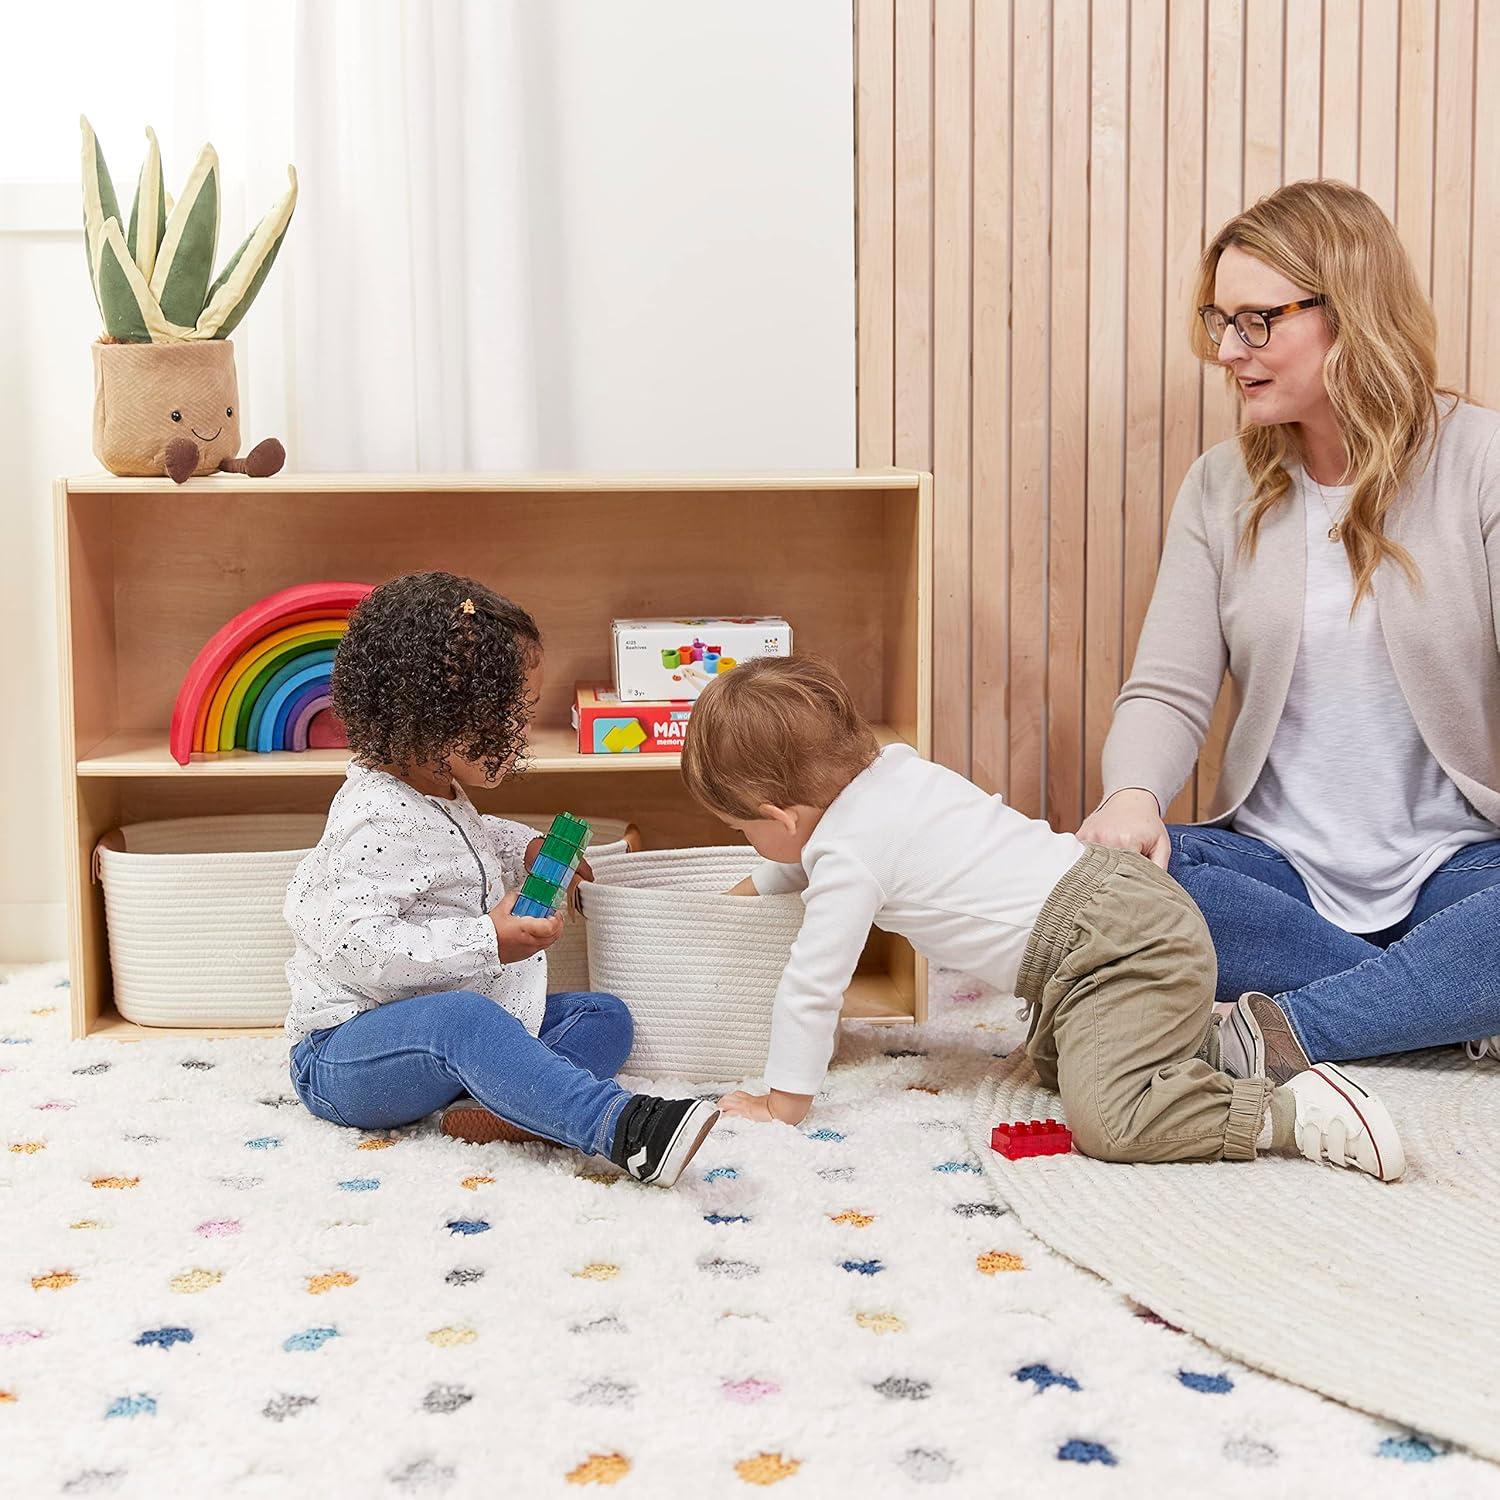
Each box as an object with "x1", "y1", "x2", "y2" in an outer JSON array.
[{"x1": 332, "y1": 572, "x2": 542, "y2": 781}]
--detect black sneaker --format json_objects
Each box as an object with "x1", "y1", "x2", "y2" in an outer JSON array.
[{"x1": 608, "y1": 1094, "x2": 719, "y2": 1187}]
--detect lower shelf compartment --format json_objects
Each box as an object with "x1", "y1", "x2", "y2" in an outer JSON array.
[{"x1": 82, "y1": 973, "x2": 919, "y2": 1040}]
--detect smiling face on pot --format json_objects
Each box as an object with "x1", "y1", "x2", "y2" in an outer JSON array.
[{"x1": 92, "y1": 340, "x2": 244, "y2": 478}]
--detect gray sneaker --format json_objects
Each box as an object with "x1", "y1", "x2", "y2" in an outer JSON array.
[{"x1": 1218, "y1": 992, "x2": 1312, "y2": 1086}]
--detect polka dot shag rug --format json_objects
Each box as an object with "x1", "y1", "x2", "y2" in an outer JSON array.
[{"x1": 3, "y1": 963, "x2": 1497, "y2": 1496}]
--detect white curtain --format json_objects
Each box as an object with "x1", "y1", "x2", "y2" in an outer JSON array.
[{"x1": 288, "y1": 0, "x2": 541, "y2": 469}]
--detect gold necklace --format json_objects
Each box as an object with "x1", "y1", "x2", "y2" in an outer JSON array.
[{"x1": 1307, "y1": 472, "x2": 1345, "y2": 543}]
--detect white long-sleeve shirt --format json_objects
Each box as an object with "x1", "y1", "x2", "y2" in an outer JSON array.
[
  {"x1": 751, "y1": 744, "x2": 1086, "y2": 1094},
  {"x1": 283, "y1": 763, "x2": 544, "y2": 1042}
]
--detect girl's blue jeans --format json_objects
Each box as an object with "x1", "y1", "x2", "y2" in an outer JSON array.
[
  {"x1": 1167, "y1": 826, "x2": 1500, "y2": 1061},
  {"x1": 289, "y1": 989, "x2": 634, "y2": 1156}
]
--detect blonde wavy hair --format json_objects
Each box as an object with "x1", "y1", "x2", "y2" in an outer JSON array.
[{"x1": 1192, "y1": 179, "x2": 1455, "y2": 604}]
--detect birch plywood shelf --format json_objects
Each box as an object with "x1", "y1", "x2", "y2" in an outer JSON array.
[{"x1": 56, "y1": 470, "x2": 933, "y2": 1040}]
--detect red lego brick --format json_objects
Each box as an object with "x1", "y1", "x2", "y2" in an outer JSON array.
[{"x1": 989, "y1": 1118, "x2": 1073, "y2": 1159}]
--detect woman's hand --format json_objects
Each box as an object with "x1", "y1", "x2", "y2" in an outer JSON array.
[
  {"x1": 717, "y1": 1088, "x2": 813, "y2": 1126},
  {"x1": 490, "y1": 890, "x2": 564, "y2": 962},
  {"x1": 1076, "y1": 788, "x2": 1172, "y2": 869}
]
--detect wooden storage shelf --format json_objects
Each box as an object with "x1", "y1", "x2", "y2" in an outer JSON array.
[{"x1": 56, "y1": 469, "x2": 933, "y2": 1041}]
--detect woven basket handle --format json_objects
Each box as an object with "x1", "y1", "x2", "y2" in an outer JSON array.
[{"x1": 91, "y1": 828, "x2": 127, "y2": 883}]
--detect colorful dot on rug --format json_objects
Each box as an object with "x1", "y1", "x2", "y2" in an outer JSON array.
[
  {"x1": 445, "y1": 1219, "x2": 490, "y2": 1235},
  {"x1": 1058, "y1": 1440, "x2": 1116, "y2": 1466},
  {"x1": 573, "y1": 1262, "x2": 619, "y2": 1281},
  {"x1": 170, "y1": 1269, "x2": 224, "y2": 1294},
  {"x1": 1179, "y1": 1370, "x2": 1234, "y2": 1394},
  {"x1": 722, "y1": 1378, "x2": 779, "y2": 1404},
  {"x1": 841, "y1": 1259, "x2": 884, "y2": 1276},
  {"x1": 855, "y1": 1311, "x2": 904, "y2": 1334},
  {"x1": 734, "y1": 1452, "x2": 800, "y2": 1486},
  {"x1": 90, "y1": 1176, "x2": 139, "y2": 1190},
  {"x1": 830, "y1": 1210, "x2": 875, "y2": 1227},
  {"x1": 565, "y1": 1452, "x2": 631, "y2": 1485},
  {"x1": 423, "y1": 1383, "x2": 474, "y2": 1414},
  {"x1": 105, "y1": 1394, "x2": 156, "y2": 1420},
  {"x1": 704, "y1": 1213, "x2": 751, "y2": 1225},
  {"x1": 305, "y1": 1271, "x2": 356, "y2": 1295},
  {"x1": 30, "y1": 1271, "x2": 76, "y2": 1291},
  {"x1": 933, "y1": 1160, "x2": 980, "y2": 1174},
  {"x1": 1378, "y1": 1436, "x2": 1446, "y2": 1463},
  {"x1": 460, "y1": 1175, "x2": 493, "y2": 1190},
  {"x1": 1015, "y1": 1363, "x2": 1080, "y2": 1393},
  {"x1": 427, "y1": 1326, "x2": 476, "y2": 1347},
  {"x1": 339, "y1": 1178, "x2": 379, "y2": 1192},
  {"x1": 977, "y1": 1251, "x2": 1024, "y2": 1274},
  {"x1": 262, "y1": 1394, "x2": 317, "y2": 1422},
  {"x1": 873, "y1": 1376, "x2": 931, "y2": 1401},
  {"x1": 704, "y1": 1166, "x2": 739, "y2": 1182},
  {"x1": 135, "y1": 1327, "x2": 193, "y2": 1350},
  {"x1": 898, "y1": 1448, "x2": 954, "y2": 1482},
  {"x1": 283, "y1": 1328, "x2": 338, "y2": 1352}
]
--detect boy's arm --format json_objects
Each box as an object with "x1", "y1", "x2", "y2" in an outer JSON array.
[{"x1": 733, "y1": 851, "x2": 885, "y2": 1113}]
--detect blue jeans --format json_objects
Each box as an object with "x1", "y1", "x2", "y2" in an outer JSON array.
[
  {"x1": 1168, "y1": 826, "x2": 1500, "y2": 1060},
  {"x1": 289, "y1": 989, "x2": 634, "y2": 1156}
]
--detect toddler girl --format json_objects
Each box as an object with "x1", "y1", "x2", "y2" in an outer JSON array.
[{"x1": 284, "y1": 571, "x2": 718, "y2": 1187}]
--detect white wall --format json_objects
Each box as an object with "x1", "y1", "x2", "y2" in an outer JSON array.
[{"x1": 0, "y1": 3, "x2": 855, "y2": 959}]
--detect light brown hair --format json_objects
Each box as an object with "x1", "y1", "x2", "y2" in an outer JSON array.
[
  {"x1": 1192, "y1": 178, "x2": 1456, "y2": 606},
  {"x1": 680, "y1": 655, "x2": 880, "y2": 819}
]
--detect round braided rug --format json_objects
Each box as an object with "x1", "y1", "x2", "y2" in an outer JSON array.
[{"x1": 968, "y1": 1047, "x2": 1500, "y2": 1463}]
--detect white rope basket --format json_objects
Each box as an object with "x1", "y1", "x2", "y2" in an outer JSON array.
[
  {"x1": 581, "y1": 845, "x2": 804, "y2": 1081},
  {"x1": 96, "y1": 812, "x2": 638, "y2": 1029},
  {"x1": 96, "y1": 814, "x2": 328, "y2": 1028}
]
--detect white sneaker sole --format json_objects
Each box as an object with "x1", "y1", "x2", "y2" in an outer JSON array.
[
  {"x1": 1304, "y1": 1063, "x2": 1406, "y2": 1183},
  {"x1": 641, "y1": 1100, "x2": 720, "y2": 1188}
]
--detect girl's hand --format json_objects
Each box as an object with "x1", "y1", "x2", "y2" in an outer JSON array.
[
  {"x1": 717, "y1": 1089, "x2": 813, "y2": 1126},
  {"x1": 524, "y1": 837, "x2": 595, "y2": 912},
  {"x1": 490, "y1": 890, "x2": 564, "y2": 962},
  {"x1": 725, "y1": 876, "x2": 759, "y2": 896},
  {"x1": 1076, "y1": 788, "x2": 1172, "y2": 870}
]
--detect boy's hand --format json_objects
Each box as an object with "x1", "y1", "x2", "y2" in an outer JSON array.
[
  {"x1": 725, "y1": 876, "x2": 759, "y2": 896},
  {"x1": 717, "y1": 1089, "x2": 813, "y2": 1126},
  {"x1": 524, "y1": 837, "x2": 595, "y2": 912},
  {"x1": 490, "y1": 890, "x2": 564, "y2": 962}
]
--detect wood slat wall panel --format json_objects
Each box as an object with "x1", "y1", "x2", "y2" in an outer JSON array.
[{"x1": 855, "y1": 0, "x2": 1500, "y2": 829}]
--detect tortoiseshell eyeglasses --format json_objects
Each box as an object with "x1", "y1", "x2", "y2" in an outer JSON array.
[{"x1": 1198, "y1": 296, "x2": 1325, "y2": 349}]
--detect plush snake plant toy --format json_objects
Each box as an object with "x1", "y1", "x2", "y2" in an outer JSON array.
[{"x1": 81, "y1": 118, "x2": 297, "y2": 482}]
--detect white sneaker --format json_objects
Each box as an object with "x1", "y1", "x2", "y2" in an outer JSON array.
[
  {"x1": 1283, "y1": 1064, "x2": 1405, "y2": 1183},
  {"x1": 1465, "y1": 1036, "x2": 1500, "y2": 1062}
]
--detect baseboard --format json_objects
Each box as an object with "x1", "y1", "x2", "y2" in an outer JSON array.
[{"x1": 0, "y1": 902, "x2": 67, "y2": 963}]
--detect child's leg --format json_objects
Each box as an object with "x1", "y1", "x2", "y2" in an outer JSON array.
[
  {"x1": 1029, "y1": 853, "x2": 1274, "y2": 1164},
  {"x1": 296, "y1": 989, "x2": 631, "y2": 1156},
  {"x1": 537, "y1": 991, "x2": 634, "y2": 1080}
]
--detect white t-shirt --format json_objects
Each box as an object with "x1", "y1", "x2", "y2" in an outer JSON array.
[
  {"x1": 283, "y1": 764, "x2": 546, "y2": 1042},
  {"x1": 750, "y1": 744, "x2": 1086, "y2": 1094},
  {"x1": 1234, "y1": 470, "x2": 1496, "y2": 932}
]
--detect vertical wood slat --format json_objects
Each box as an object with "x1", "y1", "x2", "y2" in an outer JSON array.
[
  {"x1": 855, "y1": 0, "x2": 896, "y2": 467},
  {"x1": 857, "y1": 0, "x2": 1499, "y2": 829},
  {"x1": 1432, "y1": 0, "x2": 1476, "y2": 390},
  {"x1": 1048, "y1": 0, "x2": 1091, "y2": 831},
  {"x1": 1009, "y1": 0, "x2": 1052, "y2": 819},
  {"x1": 894, "y1": 0, "x2": 933, "y2": 470},
  {"x1": 1359, "y1": 0, "x2": 1400, "y2": 217},
  {"x1": 1123, "y1": 0, "x2": 1167, "y2": 680},
  {"x1": 1083, "y1": 0, "x2": 1129, "y2": 818},
  {"x1": 933, "y1": 1, "x2": 973, "y2": 774},
  {"x1": 1160, "y1": 0, "x2": 1206, "y2": 828},
  {"x1": 1471, "y1": 0, "x2": 1500, "y2": 408},
  {"x1": 1396, "y1": 0, "x2": 1438, "y2": 293},
  {"x1": 1321, "y1": 0, "x2": 1362, "y2": 184},
  {"x1": 1282, "y1": 0, "x2": 1323, "y2": 183},
  {"x1": 970, "y1": 0, "x2": 1012, "y2": 796}
]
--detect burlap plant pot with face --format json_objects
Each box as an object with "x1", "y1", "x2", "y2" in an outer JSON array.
[{"x1": 92, "y1": 339, "x2": 242, "y2": 478}]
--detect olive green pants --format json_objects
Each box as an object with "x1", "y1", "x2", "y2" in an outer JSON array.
[{"x1": 1019, "y1": 845, "x2": 1274, "y2": 1163}]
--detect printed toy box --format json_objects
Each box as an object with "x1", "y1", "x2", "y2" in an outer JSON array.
[
  {"x1": 611, "y1": 616, "x2": 792, "y2": 701},
  {"x1": 573, "y1": 683, "x2": 694, "y2": 755}
]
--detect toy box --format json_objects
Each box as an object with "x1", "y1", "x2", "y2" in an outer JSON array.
[
  {"x1": 611, "y1": 616, "x2": 792, "y2": 701},
  {"x1": 573, "y1": 683, "x2": 694, "y2": 754}
]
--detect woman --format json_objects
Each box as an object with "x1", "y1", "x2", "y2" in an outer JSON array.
[{"x1": 1079, "y1": 179, "x2": 1500, "y2": 1081}]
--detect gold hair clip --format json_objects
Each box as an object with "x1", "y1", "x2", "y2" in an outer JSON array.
[{"x1": 460, "y1": 598, "x2": 476, "y2": 615}]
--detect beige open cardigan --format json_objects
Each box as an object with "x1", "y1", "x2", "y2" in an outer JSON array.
[{"x1": 1100, "y1": 397, "x2": 1500, "y2": 827}]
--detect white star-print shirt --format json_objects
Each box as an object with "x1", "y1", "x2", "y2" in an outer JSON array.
[{"x1": 282, "y1": 762, "x2": 543, "y2": 1043}]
